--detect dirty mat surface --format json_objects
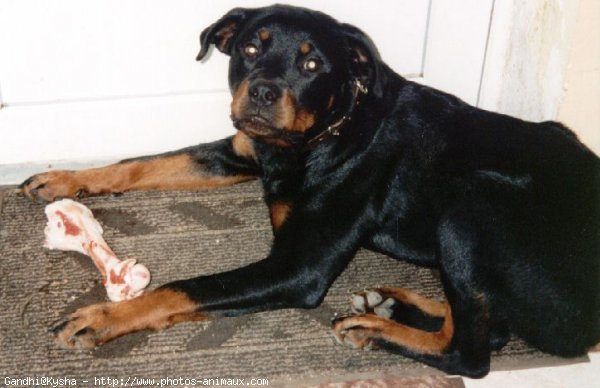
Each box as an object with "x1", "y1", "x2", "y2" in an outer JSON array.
[{"x1": 0, "y1": 182, "x2": 583, "y2": 386}]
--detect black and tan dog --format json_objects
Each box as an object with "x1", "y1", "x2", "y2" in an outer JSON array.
[{"x1": 21, "y1": 5, "x2": 599, "y2": 378}]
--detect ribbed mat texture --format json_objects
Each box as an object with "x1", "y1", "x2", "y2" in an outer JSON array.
[{"x1": 0, "y1": 182, "x2": 564, "y2": 386}]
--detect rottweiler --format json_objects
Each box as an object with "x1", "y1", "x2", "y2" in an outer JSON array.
[{"x1": 20, "y1": 5, "x2": 600, "y2": 378}]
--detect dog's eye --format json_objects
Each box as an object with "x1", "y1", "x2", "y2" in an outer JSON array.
[
  {"x1": 243, "y1": 43, "x2": 259, "y2": 58},
  {"x1": 303, "y1": 58, "x2": 321, "y2": 72}
]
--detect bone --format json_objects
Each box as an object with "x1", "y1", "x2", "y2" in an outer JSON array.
[{"x1": 44, "y1": 199, "x2": 151, "y2": 301}]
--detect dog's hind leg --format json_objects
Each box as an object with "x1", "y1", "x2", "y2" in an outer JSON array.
[
  {"x1": 334, "y1": 208, "x2": 500, "y2": 377},
  {"x1": 348, "y1": 285, "x2": 510, "y2": 348},
  {"x1": 334, "y1": 287, "x2": 492, "y2": 377},
  {"x1": 333, "y1": 285, "x2": 491, "y2": 378},
  {"x1": 349, "y1": 287, "x2": 446, "y2": 332},
  {"x1": 332, "y1": 301, "x2": 452, "y2": 352}
]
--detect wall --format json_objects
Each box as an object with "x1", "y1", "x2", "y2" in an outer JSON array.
[
  {"x1": 557, "y1": 0, "x2": 600, "y2": 154},
  {"x1": 478, "y1": 0, "x2": 579, "y2": 120},
  {"x1": 479, "y1": 0, "x2": 599, "y2": 155}
]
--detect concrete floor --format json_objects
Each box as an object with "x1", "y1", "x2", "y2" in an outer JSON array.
[{"x1": 464, "y1": 352, "x2": 599, "y2": 388}]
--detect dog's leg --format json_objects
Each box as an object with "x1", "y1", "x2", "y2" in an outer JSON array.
[
  {"x1": 334, "y1": 211, "x2": 495, "y2": 378},
  {"x1": 349, "y1": 287, "x2": 446, "y2": 331},
  {"x1": 349, "y1": 287, "x2": 510, "y2": 351},
  {"x1": 21, "y1": 132, "x2": 258, "y2": 202},
  {"x1": 333, "y1": 287, "x2": 491, "y2": 378},
  {"x1": 50, "y1": 196, "x2": 366, "y2": 349},
  {"x1": 51, "y1": 288, "x2": 207, "y2": 349},
  {"x1": 333, "y1": 287, "x2": 460, "y2": 368},
  {"x1": 334, "y1": 289, "x2": 453, "y2": 352}
]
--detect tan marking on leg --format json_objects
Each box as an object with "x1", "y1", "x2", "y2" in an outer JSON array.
[
  {"x1": 232, "y1": 131, "x2": 256, "y2": 160},
  {"x1": 377, "y1": 287, "x2": 446, "y2": 317},
  {"x1": 269, "y1": 200, "x2": 292, "y2": 232},
  {"x1": 78, "y1": 154, "x2": 254, "y2": 193},
  {"x1": 380, "y1": 303, "x2": 454, "y2": 353},
  {"x1": 54, "y1": 288, "x2": 207, "y2": 349},
  {"x1": 108, "y1": 288, "x2": 202, "y2": 331},
  {"x1": 333, "y1": 303, "x2": 454, "y2": 355},
  {"x1": 22, "y1": 153, "x2": 255, "y2": 201}
]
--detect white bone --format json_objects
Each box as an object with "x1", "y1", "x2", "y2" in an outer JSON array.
[{"x1": 44, "y1": 199, "x2": 151, "y2": 301}]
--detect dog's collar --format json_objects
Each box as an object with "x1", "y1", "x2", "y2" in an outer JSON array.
[{"x1": 304, "y1": 78, "x2": 368, "y2": 149}]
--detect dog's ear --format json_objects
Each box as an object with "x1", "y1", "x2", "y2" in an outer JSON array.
[
  {"x1": 341, "y1": 24, "x2": 386, "y2": 98},
  {"x1": 196, "y1": 8, "x2": 254, "y2": 61}
]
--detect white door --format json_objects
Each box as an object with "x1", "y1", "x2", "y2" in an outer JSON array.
[{"x1": 0, "y1": 0, "x2": 493, "y2": 181}]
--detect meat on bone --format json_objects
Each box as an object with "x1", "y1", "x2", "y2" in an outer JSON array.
[{"x1": 44, "y1": 199, "x2": 151, "y2": 301}]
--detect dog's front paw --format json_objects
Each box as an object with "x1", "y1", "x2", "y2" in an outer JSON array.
[
  {"x1": 51, "y1": 303, "x2": 119, "y2": 350},
  {"x1": 20, "y1": 171, "x2": 86, "y2": 202},
  {"x1": 50, "y1": 289, "x2": 204, "y2": 350}
]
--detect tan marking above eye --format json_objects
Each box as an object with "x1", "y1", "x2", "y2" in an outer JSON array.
[
  {"x1": 299, "y1": 42, "x2": 312, "y2": 55},
  {"x1": 259, "y1": 29, "x2": 270, "y2": 41}
]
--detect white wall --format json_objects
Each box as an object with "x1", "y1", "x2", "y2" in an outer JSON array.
[
  {"x1": 478, "y1": 0, "x2": 600, "y2": 155},
  {"x1": 478, "y1": 0, "x2": 579, "y2": 122},
  {"x1": 557, "y1": 0, "x2": 600, "y2": 155}
]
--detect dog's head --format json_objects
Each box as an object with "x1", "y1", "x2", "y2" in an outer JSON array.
[{"x1": 197, "y1": 5, "x2": 384, "y2": 147}]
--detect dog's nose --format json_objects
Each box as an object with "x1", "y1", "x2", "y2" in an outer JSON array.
[{"x1": 248, "y1": 82, "x2": 281, "y2": 106}]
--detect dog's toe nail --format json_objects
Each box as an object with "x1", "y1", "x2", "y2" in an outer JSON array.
[
  {"x1": 331, "y1": 316, "x2": 345, "y2": 325},
  {"x1": 74, "y1": 327, "x2": 92, "y2": 337},
  {"x1": 331, "y1": 331, "x2": 345, "y2": 346},
  {"x1": 75, "y1": 189, "x2": 89, "y2": 199},
  {"x1": 343, "y1": 336, "x2": 358, "y2": 348},
  {"x1": 19, "y1": 177, "x2": 33, "y2": 189},
  {"x1": 50, "y1": 321, "x2": 69, "y2": 335}
]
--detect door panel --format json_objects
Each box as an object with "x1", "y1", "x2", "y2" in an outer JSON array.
[{"x1": 0, "y1": 0, "x2": 429, "y2": 103}]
